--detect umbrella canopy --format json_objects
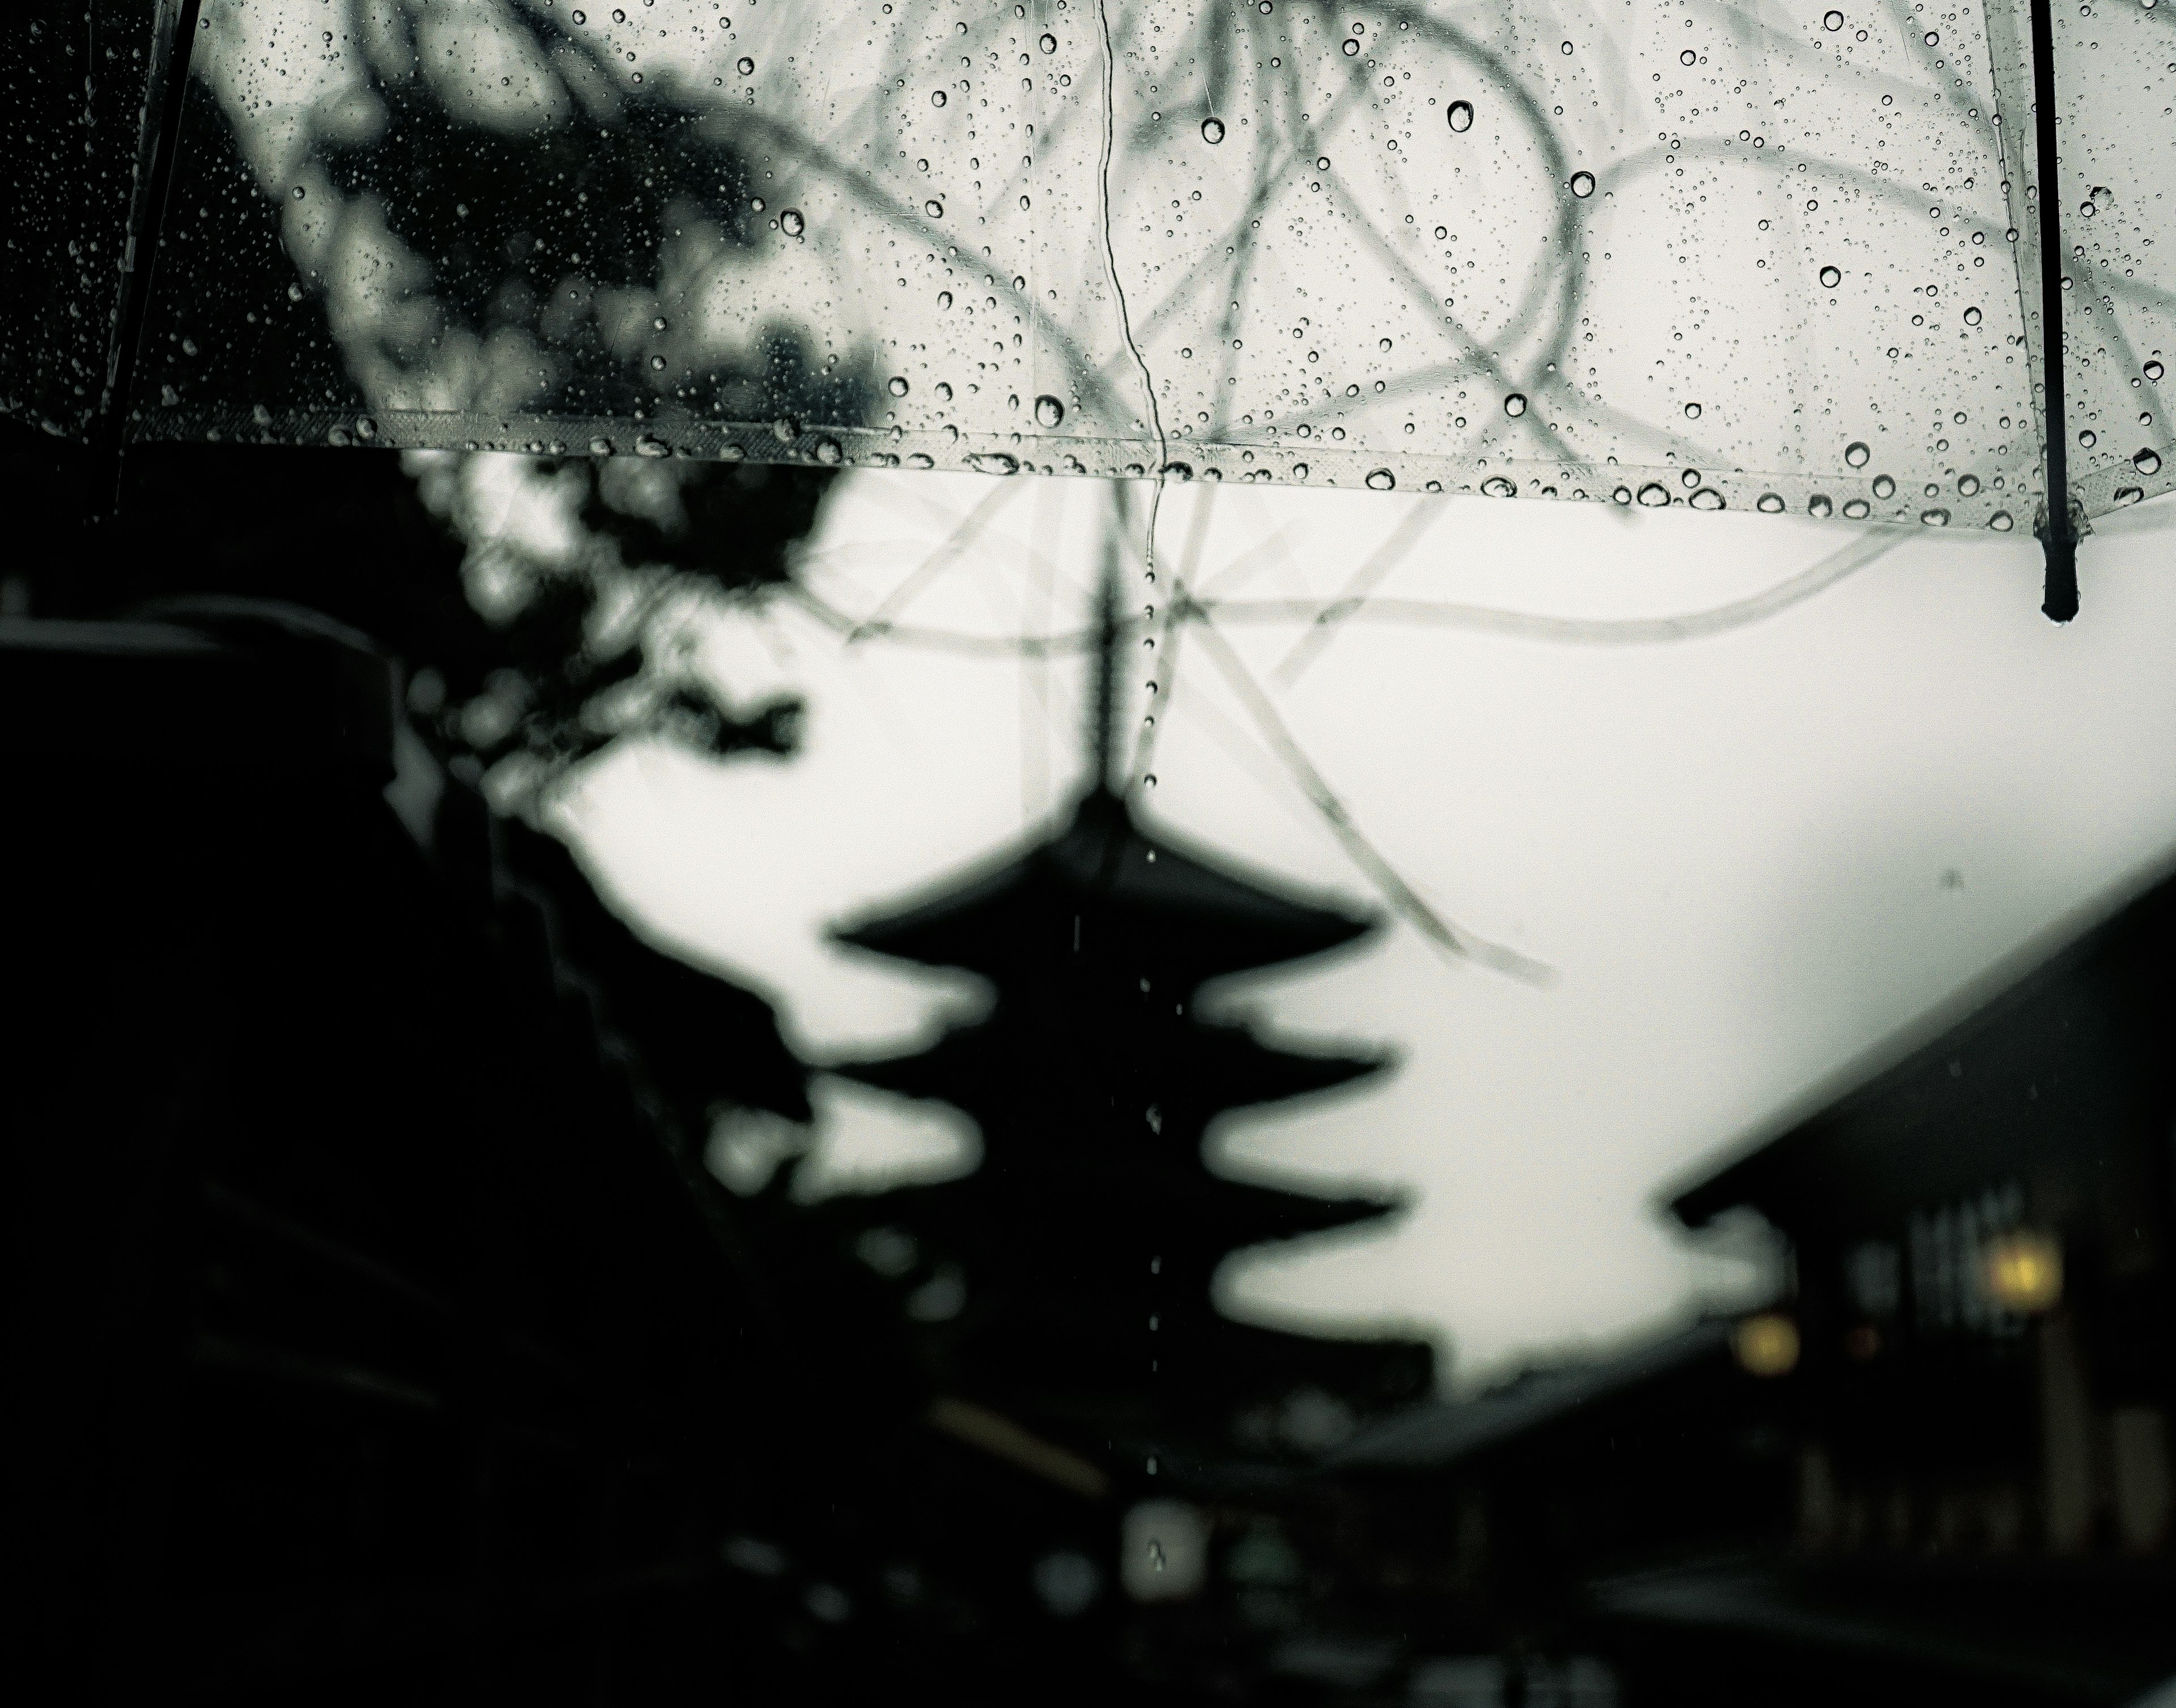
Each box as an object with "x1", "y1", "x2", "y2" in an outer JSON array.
[{"x1": 7, "y1": 2, "x2": 2171, "y2": 604}]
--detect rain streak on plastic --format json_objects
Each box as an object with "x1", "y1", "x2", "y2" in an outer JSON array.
[
  {"x1": 19, "y1": 0, "x2": 2175, "y2": 527},
  {"x1": 2, "y1": 2, "x2": 169, "y2": 442}
]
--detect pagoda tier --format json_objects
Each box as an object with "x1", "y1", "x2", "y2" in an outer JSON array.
[
  {"x1": 837, "y1": 1013, "x2": 1387, "y2": 1136},
  {"x1": 835, "y1": 785, "x2": 1373, "y2": 993},
  {"x1": 849, "y1": 1138, "x2": 1403, "y2": 1283},
  {"x1": 825, "y1": 782, "x2": 1432, "y2": 1460}
]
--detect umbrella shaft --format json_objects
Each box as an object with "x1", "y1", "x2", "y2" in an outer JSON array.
[{"x1": 2029, "y1": 0, "x2": 2077, "y2": 621}]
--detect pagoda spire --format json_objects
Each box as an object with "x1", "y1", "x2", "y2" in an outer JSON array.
[{"x1": 1088, "y1": 483, "x2": 1125, "y2": 797}]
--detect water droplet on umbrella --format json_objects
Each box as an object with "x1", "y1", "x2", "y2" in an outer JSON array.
[
  {"x1": 888, "y1": 376, "x2": 910, "y2": 397},
  {"x1": 1569, "y1": 171, "x2": 1595, "y2": 198},
  {"x1": 1920, "y1": 507, "x2": 1949, "y2": 526},
  {"x1": 1291, "y1": 463, "x2": 1309, "y2": 480},
  {"x1": 970, "y1": 452, "x2": 1019, "y2": 475},
  {"x1": 1819, "y1": 265, "x2": 1842, "y2": 289},
  {"x1": 773, "y1": 418, "x2": 801, "y2": 442},
  {"x1": 1200, "y1": 117, "x2": 1224, "y2": 144},
  {"x1": 1757, "y1": 492, "x2": 1785, "y2": 513},
  {"x1": 326, "y1": 425, "x2": 351, "y2": 447},
  {"x1": 1872, "y1": 474, "x2": 1895, "y2": 499},
  {"x1": 653, "y1": 316, "x2": 668, "y2": 331},
  {"x1": 288, "y1": 283, "x2": 304, "y2": 302},
  {"x1": 1681, "y1": 49, "x2": 1696, "y2": 65},
  {"x1": 2146, "y1": 360, "x2": 2166, "y2": 383},
  {"x1": 1684, "y1": 401, "x2": 1702, "y2": 420},
  {"x1": 635, "y1": 434, "x2": 670, "y2": 458},
  {"x1": 1636, "y1": 482, "x2": 1670, "y2": 507},
  {"x1": 612, "y1": 8, "x2": 626, "y2": 20},
  {"x1": 291, "y1": 185, "x2": 305, "y2": 200},
  {"x1": 737, "y1": 56, "x2": 754, "y2": 75},
  {"x1": 1990, "y1": 510, "x2": 2014, "y2": 531},
  {"x1": 2114, "y1": 485, "x2": 2145, "y2": 506},
  {"x1": 1845, "y1": 441, "x2": 1870, "y2": 467},
  {"x1": 2137, "y1": 448, "x2": 2164, "y2": 475},
  {"x1": 1034, "y1": 394, "x2": 1065, "y2": 427},
  {"x1": 937, "y1": 291, "x2": 953, "y2": 309},
  {"x1": 780, "y1": 208, "x2": 805, "y2": 238},
  {"x1": 1824, "y1": 10, "x2": 1843, "y2": 28},
  {"x1": 934, "y1": 382, "x2": 953, "y2": 402},
  {"x1": 571, "y1": 8, "x2": 585, "y2": 21},
  {"x1": 1365, "y1": 468, "x2": 1395, "y2": 490},
  {"x1": 650, "y1": 355, "x2": 667, "y2": 370},
  {"x1": 1342, "y1": 37, "x2": 1359, "y2": 54},
  {"x1": 1503, "y1": 392, "x2": 1527, "y2": 417},
  {"x1": 1808, "y1": 493, "x2": 1834, "y2": 518},
  {"x1": 355, "y1": 417, "x2": 377, "y2": 441},
  {"x1": 925, "y1": 199, "x2": 945, "y2": 219},
  {"x1": 931, "y1": 88, "x2": 946, "y2": 105},
  {"x1": 590, "y1": 437, "x2": 615, "y2": 456},
  {"x1": 1958, "y1": 474, "x2": 1981, "y2": 496},
  {"x1": 1689, "y1": 487, "x2": 1724, "y2": 510},
  {"x1": 813, "y1": 437, "x2": 843, "y2": 466},
  {"x1": 1040, "y1": 32, "x2": 1056, "y2": 52},
  {"x1": 1447, "y1": 100, "x2": 1474, "y2": 133},
  {"x1": 1843, "y1": 497, "x2": 1870, "y2": 518},
  {"x1": 1481, "y1": 476, "x2": 1515, "y2": 498}
]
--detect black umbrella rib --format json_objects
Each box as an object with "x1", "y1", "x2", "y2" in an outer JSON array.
[
  {"x1": 2030, "y1": 0, "x2": 2077, "y2": 622},
  {"x1": 92, "y1": 0, "x2": 203, "y2": 518}
]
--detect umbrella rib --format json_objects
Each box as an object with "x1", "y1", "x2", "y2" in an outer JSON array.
[
  {"x1": 792, "y1": 524, "x2": 1896, "y2": 661},
  {"x1": 1270, "y1": 498, "x2": 1441, "y2": 689},
  {"x1": 845, "y1": 483, "x2": 1022, "y2": 641},
  {"x1": 95, "y1": 0, "x2": 205, "y2": 513},
  {"x1": 1205, "y1": 527, "x2": 1899, "y2": 646},
  {"x1": 1180, "y1": 604, "x2": 1553, "y2": 985}
]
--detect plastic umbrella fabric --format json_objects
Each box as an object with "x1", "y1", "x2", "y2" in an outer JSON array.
[{"x1": 7, "y1": 1, "x2": 2172, "y2": 615}]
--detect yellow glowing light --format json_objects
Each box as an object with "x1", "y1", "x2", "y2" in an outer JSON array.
[
  {"x1": 1732, "y1": 1313, "x2": 1801, "y2": 1378},
  {"x1": 1983, "y1": 1230, "x2": 2063, "y2": 1314}
]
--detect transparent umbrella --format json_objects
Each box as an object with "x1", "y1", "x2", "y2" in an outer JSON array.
[{"x1": 7, "y1": 0, "x2": 2172, "y2": 619}]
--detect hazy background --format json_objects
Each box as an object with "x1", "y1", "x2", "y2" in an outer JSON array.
[{"x1": 537, "y1": 468, "x2": 2176, "y2": 1393}]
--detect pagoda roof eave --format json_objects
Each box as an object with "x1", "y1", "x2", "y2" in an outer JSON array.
[
  {"x1": 831, "y1": 788, "x2": 1376, "y2": 981},
  {"x1": 825, "y1": 1019, "x2": 1387, "y2": 1111}
]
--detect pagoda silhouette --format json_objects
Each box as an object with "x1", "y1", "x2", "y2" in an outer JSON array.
[{"x1": 827, "y1": 514, "x2": 1432, "y2": 1477}]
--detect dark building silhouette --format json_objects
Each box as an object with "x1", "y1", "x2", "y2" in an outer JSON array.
[
  {"x1": 1328, "y1": 861, "x2": 2176, "y2": 1708},
  {"x1": 0, "y1": 602, "x2": 946, "y2": 1705},
  {"x1": 1593, "y1": 862, "x2": 2176, "y2": 1707},
  {"x1": 1329, "y1": 1317, "x2": 1797, "y2": 1664}
]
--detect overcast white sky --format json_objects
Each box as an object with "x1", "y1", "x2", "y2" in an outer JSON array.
[{"x1": 554, "y1": 471, "x2": 2176, "y2": 1392}]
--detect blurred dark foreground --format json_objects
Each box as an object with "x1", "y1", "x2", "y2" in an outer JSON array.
[{"x1": 3, "y1": 430, "x2": 2174, "y2": 1707}]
